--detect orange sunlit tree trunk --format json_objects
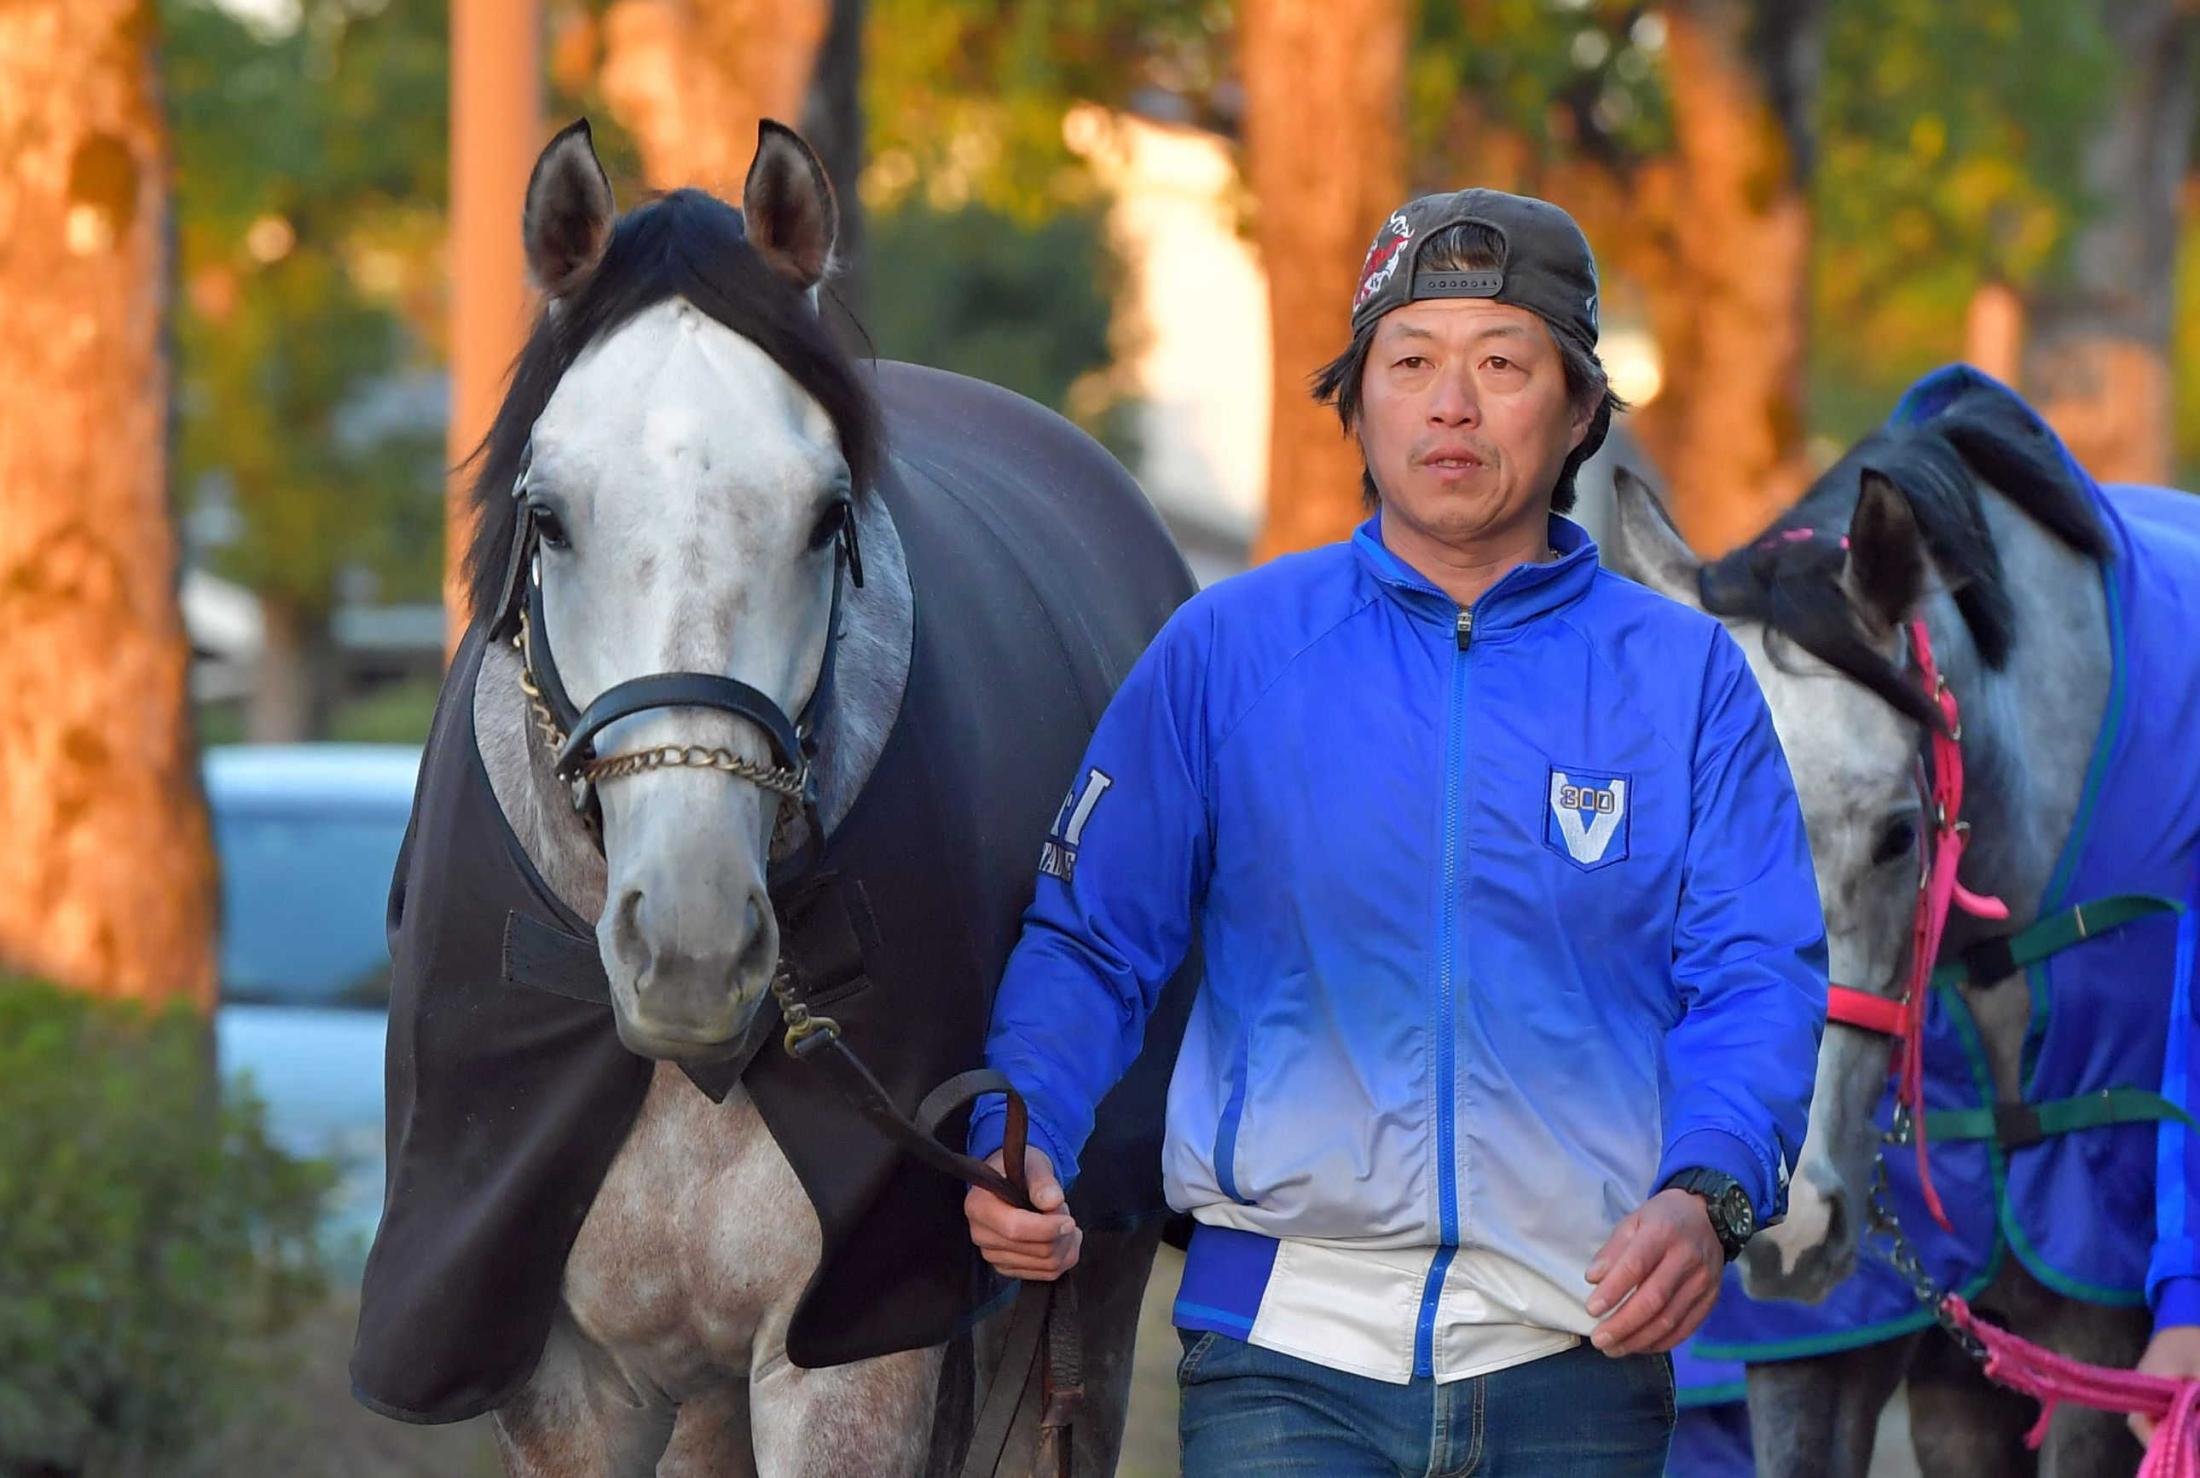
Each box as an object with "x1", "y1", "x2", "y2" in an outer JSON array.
[
  {"x1": 596, "y1": 0, "x2": 833, "y2": 193},
  {"x1": 0, "y1": 0, "x2": 216, "y2": 1006},
  {"x1": 1243, "y1": 0, "x2": 1408, "y2": 561},
  {"x1": 2023, "y1": 0, "x2": 2196, "y2": 484},
  {"x1": 1634, "y1": 0, "x2": 1822, "y2": 555},
  {"x1": 446, "y1": 0, "x2": 543, "y2": 654}
]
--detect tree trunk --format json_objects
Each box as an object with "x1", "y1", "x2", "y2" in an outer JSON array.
[
  {"x1": 247, "y1": 595, "x2": 336, "y2": 743},
  {"x1": 1966, "y1": 280, "x2": 2025, "y2": 386},
  {"x1": 2022, "y1": 0, "x2": 2197, "y2": 484},
  {"x1": 1632, "y1": 0, "x2": 1821, "y2": 554},
  {"x1": 597, "y1": 0, "x2": 832, "y2": 195},
  {"x1": 446, "y1": 0, "x2": 542, "y2": 655},
  {"x1": 802, "y1": 0, "x2": 866, "y2": 339},
  {"x1": 1243, "y1": 0, "x2": 1408, "y2": 561},
  {"x1": 0, "y1": 0, "x2": 216, "y2": 1006}
]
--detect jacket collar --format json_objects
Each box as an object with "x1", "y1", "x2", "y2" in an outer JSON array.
[{"x1": 1351, "y1": 513, "x2": 1600, "y2": 638}]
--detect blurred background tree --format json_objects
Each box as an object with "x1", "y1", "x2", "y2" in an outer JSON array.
[
  {"x1": 167, "y1": 0, "x2": 448, "y2": 742},
  {"x1": 0, "y1": 0, "x2": 216, "y2": 1006}
]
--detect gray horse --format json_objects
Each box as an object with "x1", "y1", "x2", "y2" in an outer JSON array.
[
  {"x1": 351, "y1": 119, "x2": 1192, "y2": 1476},
  {"x1": 1608, "y1": 371, "x2": 2200, "y2": 1476}
]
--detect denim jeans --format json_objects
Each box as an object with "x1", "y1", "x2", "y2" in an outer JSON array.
[{"x1": 1176, "y1": 1329, "x2": 1676, "y2": 1477}]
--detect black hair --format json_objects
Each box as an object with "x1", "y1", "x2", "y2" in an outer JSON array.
[{"x1": 462, "y1": 187, "x2": 882, "y2": 628}]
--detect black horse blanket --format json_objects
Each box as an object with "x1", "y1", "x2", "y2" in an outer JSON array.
[{"x1": 350, "y1": 361, "x2": 1199, "y2": 1423}]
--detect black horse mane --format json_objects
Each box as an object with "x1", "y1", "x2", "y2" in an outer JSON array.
[
  {"x1": 1697, "y1": 386, "x2": 2111, "y2": 728},
  {"x1": 461, "y1": 187, "x2": 883, "y2": 630}
]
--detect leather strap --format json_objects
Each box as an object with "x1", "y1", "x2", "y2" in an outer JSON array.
[
  {"x1": 961, "y1": 1283, "x2": 1055, "y2": 1478},
  {"x1": 1923, "y1": 1088, "x2": 2197, "y2": 1149},
  {"x1": 557, "y1": 671, "x2": 804, "y2": 780},
  {"x1": 791, "y1": 1052, "x2": 1072, "y2": 1477}
]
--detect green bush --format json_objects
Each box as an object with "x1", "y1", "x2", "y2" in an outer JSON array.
[{"x1": 0, "y1": 977, "x2": 331, "y2": 1476}]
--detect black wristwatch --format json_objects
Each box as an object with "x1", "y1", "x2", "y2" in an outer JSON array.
[{"x1": 1660, "y1": 1168, "x2": 1757, "y2": 1262}]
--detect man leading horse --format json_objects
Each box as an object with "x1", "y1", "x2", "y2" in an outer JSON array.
[{"x1": 964, "y1": 188, "x2": 1831, "y2": 1476}]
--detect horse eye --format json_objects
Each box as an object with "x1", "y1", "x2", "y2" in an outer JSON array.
[
  {"x1": 809, "y1": 499, "x2": 850, "y2": 551},
  {"x1": 1872, "y1": 816, "x2": 1919, "y2": 867},
  {"x1": 530, "y1": 504, "x2": 570, "y2": 552}
]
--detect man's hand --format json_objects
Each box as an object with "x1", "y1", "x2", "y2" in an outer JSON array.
[
  {"x1": 2129, "y1": 1325, "x2": 2200, "y2": 1444},
  {"x1": 964, "y1": 1146, "x2": 1081, "y2": 1282},
  {"x1": 1584, "y1": 1187, "x2": 1725, "y2": 1356}
]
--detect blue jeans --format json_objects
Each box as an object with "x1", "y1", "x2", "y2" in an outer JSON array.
[{"x1": 1176, "y1": 1329, "x2": 1675, "y2": 1477}]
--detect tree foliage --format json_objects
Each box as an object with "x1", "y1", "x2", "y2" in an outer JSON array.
[
  {"x1": 0, "y1": 977, "x2": 329, "y2": 1473},
  {"x1": 166, "y1": 0, "x2": 449, "y2": 615}
]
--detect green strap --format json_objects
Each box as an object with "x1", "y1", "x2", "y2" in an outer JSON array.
[
  {"x1": 1924, "y1": 1087, "x2": 2197, "y2": 1149},
  {"x1": 1930, "y1": 892, "x2": 2185, "y2": 990}
]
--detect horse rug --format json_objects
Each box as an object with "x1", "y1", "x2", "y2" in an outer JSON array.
[
  {"x1": 349, "y1": 361, "x2": 1200, "y2": 1423},
  {"x1": 1695, "y1": 365, "x2": 2200, "y2": 1364}
]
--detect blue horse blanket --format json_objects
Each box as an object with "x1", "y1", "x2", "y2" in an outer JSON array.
[{"x1": 1694, "y1": 366, "x2": 2200, "y2": 1368}]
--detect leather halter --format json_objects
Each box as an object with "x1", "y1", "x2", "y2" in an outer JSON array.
[
  {"x1": 486, "y1": 440, "x2": 864, "y2": 896},
  {"x1": 1822, "y1": 615, "x2": 2009, "y2": 1231}
]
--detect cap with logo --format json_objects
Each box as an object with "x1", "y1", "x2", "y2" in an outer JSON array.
[{"x1": 1349, "y1": 188, "x2": 1601, "y2": 355}]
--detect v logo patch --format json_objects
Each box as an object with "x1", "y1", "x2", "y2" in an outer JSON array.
[{"x1": 1549, "y1": 771, "x2": 1628, "y2": 866}]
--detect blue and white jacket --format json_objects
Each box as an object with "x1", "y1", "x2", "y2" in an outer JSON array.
[{"x1": 972, "y1": 514, "x2": 1828, "y2": 1381}]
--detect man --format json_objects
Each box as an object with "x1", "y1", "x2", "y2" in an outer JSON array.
[{"x1": 964, "y1": 188, "x2": 1828, "y2": 1475}]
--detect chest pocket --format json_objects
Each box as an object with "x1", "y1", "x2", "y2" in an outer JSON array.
[{"x1": 1544, "y1": 765, "x2": 1631, "y2": 872}]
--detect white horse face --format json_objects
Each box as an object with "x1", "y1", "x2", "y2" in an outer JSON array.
[
  {"x1": 529, "y1": 303, "x2": 850, "y2": 1058},
  {"x1": 514, "y1": 120, "x2": 855, "y2": 1061},
  {"x1": 1718, "y1": 618, "x2": 1917, "y2": 1301},
  {"x1": 1606, "y1": 470, "x2": 1932, "y2": 1302}
]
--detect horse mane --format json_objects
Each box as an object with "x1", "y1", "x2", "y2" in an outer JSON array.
[
  {"x1": 461, "y1": 187, "x2": 883, "y2": 630},
  {"x1": 1697, "y1": 386, "x2": 2112, "y2": 728}
]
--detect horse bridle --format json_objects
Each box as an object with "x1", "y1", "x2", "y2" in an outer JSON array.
[
  {"x1": 485, "y1": 439, "x2": 865, "y2": 891},
  {"x1": 1818, "y1": 611, "x2": 2010, "y2": 1231}
]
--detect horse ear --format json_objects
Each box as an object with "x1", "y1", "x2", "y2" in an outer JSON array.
[
  {"x1": 524, "y1": 119, "x2": 615, "y2": 300},
  {"x1": 1605, "y1": 466, "x2": 1702, "y2": 606},
  {"x1": 743, "y1": 119, "x2": 839, "y2": 294},
  {"x1": 1844, "y1": 472, "x2": 1925, "y2": 635}
]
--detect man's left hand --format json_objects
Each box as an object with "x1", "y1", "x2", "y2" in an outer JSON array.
[
  {"x1": 1584, "y1": 1188, "x2": 1725, "y2": 1356},
  {"x1": 2129, "y1": 1326, "x2": 2200, "y2": 1445}
]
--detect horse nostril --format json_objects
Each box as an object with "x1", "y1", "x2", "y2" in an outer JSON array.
[
  {"x1": 611, "y1": 888, "x2": 648, "y2": 971},
  {"x1": 1824, "y1": 1187, "x2": 1849, "y2": 1250},
  {"x1": 734, "y1": 892, "x2": 776, "y2": 984}
]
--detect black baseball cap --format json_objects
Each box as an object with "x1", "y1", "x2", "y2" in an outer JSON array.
[{"x1": 1349, "y1": 188, "x2": 1601, "y2": 354}]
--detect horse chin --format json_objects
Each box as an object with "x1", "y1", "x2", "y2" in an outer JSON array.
[
  {"x1": 609, "y1": 990, "x2": 771, "y2": 1064},
  {"x1": 1740, "y1": 1229, "x2": 1857, "y2": 1305}
]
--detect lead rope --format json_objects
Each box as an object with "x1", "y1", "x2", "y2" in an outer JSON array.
[
  {"x1": 1872, "y1": 1159, "x2": 2200, "y2": 1473},
  {"x1": 1941, "y1": 1297, "x2": 2200, "y2": 1476}
]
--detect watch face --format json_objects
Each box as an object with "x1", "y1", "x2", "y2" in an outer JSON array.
[{"x1": 1720, "y1": 1186, "x2": 1756, "y2": 1240}]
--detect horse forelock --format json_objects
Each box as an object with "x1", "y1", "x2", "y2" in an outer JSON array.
[
  {"x1": 1699, "y1": 398, "x2": 2108, "y2": 732},
  {"x1": 460, "y1": 187, "x2": 882, "y2": 632}
]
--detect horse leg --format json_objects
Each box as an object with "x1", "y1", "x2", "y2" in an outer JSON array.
[
  {"x1": 1745, "y1": 1334, "x2": 1914, "y2": 1478},
  {"x1": 2027, "y1": 1292, "x2": 2147, "y2": 1478},
  {"x1": 744, "y1": 1340, "x2": 943, "y2": 1477},
  {"x1": 1904, "y1": 1321, "x2": 2039, "y2": 1477},
  {"x1": 962, "y1": 1221, "x2": 1162, "y2": 1477},
  {"x1": 491, "y1": 1313, "x2": 678, "y2": 1478}
]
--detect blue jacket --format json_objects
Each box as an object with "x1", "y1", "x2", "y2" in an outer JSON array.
[{"x1": 972, "y1": 514, "x2": 1827, "y2": 1372}]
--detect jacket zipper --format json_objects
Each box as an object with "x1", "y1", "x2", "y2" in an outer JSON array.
[{"x1": 1415, "y1": 606, "x2": 1473, "y2": 1376}]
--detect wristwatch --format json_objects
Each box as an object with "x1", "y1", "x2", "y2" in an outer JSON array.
[{"x1": 1660, "y1": 1168, "x2": 1757, "y2": 1262}]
